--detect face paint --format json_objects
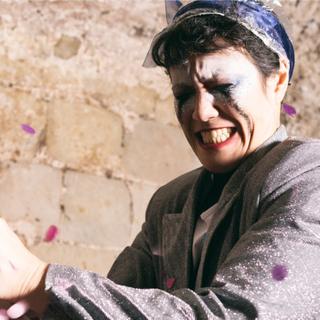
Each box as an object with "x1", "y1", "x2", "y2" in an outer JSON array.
[{"x1": 170, "y1": 48, "x2": 281, "y2": 173}]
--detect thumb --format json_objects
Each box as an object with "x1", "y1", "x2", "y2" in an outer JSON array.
[{"x1": 6, "y1": 300, "x2": 29, "y2": 319}]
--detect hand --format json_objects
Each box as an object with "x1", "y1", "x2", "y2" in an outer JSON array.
[{"x1": 0, "y1": 218, "x2": 49, "y2": 317}]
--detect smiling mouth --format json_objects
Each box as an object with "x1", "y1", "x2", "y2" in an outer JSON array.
[{"x1": 198, "y1": 127, "x2": 235, "y2": 145}]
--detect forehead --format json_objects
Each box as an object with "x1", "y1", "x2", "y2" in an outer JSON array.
[{"x1": 170, "y1": 48, "x2": 260, "y2": 86}]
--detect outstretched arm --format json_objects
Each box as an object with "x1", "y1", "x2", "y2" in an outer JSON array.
[
  {"x1": 0, "y1": 218, "x2": 49, "y2": 318},
  {"x1": 1, "y1": 160, "x2": 320, "y2": 319}
]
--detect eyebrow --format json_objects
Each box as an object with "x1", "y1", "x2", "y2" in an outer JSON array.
[{"x1": 196, "y1": 72, "x2": 221, "y2": 84}]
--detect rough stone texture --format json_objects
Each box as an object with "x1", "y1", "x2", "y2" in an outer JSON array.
[
  {"x1": 0, "y1": 0, "x2": 318, "y2": 273},
  {"x1": 0, "y1": 163, "x2": 61, "y2": 244},
  {"x1": 123, "y1": 119, "x2": 200, "y2": 184},
  {"x1": 280, "y1": 0, "x2": 320, "y2": 137},
  {"x1": 127, "y1": 181, "x2": 159, "y2": 242},
  {"x1": 0, "y1": 88, "x2": 47, "y2": 162},
  {"x1": 46, "y1": 97, "x2": 123, "y2": 172},
  {"x1": 31, "y1": 243, "x2": 121, "y2": 275},
  {"x1": 59, "y1": 171, "x2": 131, "y2": 248}
]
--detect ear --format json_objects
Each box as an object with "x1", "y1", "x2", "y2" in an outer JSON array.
[
  {"x1": 165, "y1": 0, "x2": 183, "y2": 24},
  {"x1": 269, "y1": 58, "x2": 290, "y2": 104}
]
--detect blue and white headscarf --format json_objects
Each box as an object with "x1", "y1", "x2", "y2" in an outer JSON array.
[{"x1": 143, "y1": 0, "x2": 295, "y2": 80}]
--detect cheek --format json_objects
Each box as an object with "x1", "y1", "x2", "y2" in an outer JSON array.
[{"x1": 176, "y1": 98, "x2": 195, "y2": 124}]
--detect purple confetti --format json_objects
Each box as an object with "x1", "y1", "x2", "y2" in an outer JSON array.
[
  {"x1": 282, "y1": 103, "x2": 297, "y2": 117},
  {"x1": 272, "y1": 264, "x2": 288, "y2": 281},
  {"x1": 21, "y1": 124, "x2": 36, "y2": 135},
  {"x1": 44, "y1": 225, "x2": 59, "y2": 242},
  {"x1": 166, "y1": 277, "x2": 176, "y2": 289}
]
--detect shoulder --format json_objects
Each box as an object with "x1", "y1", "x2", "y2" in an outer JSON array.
[
  {"x1": 146, "y1": 167, "x2": 204, "y2": 215},
  {"x1": 251, "y1": 137, "x2": 320, "y2": 196}
]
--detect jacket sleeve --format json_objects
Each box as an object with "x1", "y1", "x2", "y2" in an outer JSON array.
[{"x1": 43, "y1": 161, "x2": 320, "y2": 319}]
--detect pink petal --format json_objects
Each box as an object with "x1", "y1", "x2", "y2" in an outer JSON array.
[
  {"x1": 166, "y1": 277, "x2": 176, "y2": 289},
  {"x1": 44, "y1": 225, "x2": 59, "y2": 242},
  {"x1": 282, "y1": 103, "x2": 297, "y2": 117},
  {"x1": 21, "y1": 124, "x2": 36, "y2": 135}
]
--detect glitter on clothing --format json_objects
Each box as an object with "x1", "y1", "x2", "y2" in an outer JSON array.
[{"x1": 44, "y1": 225, "x2": 59, "y2": 242}]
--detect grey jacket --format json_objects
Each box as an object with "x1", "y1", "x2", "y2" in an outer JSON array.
[{"x1": 44, "y1": 126, "x2": 320, "y2": 319}]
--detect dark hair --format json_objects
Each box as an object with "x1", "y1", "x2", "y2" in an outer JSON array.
[{"x1": 152, "y1": 15, "x2": 280, "y2": 79}]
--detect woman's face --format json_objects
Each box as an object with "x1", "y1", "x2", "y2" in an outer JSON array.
[{"x1": 170, "y1": 48, "x2": 283, "y2": 173}]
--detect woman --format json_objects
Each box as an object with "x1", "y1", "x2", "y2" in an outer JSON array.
[{"x1": 1, "y1": 0, "x2": 320, "y2": 319}]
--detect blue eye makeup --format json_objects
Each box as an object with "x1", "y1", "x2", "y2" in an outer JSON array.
[
  {"x1": 175, "y1": 83, "x2": 234, "y2": 107},
  {"x1": 210, "y1": 83, "x2": 234, "y2": 96}
]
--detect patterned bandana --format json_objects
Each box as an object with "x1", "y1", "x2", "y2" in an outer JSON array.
[{"x1": 143, "y1": 0, "x2": 295, "y2": 80}]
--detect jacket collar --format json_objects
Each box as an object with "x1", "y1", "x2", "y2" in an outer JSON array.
[{"x1": 218, "y1": 125, "x2": 288, "y2": 209}]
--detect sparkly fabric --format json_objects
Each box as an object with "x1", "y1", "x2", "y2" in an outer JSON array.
[{"x1": 44, "y1": 126, "x2": 320, "y2": 319}]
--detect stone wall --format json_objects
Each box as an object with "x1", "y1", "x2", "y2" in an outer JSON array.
[{"x1": 0, "y1": 0, "x2": 319, "y2": 275}]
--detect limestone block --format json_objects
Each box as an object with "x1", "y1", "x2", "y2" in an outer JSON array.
[
  {"x1": 46, "y1": 97, "x2": 123, "y2": 171},
  {"x1": 60, "y1": 170, "x2": 131, "y2": 248},
  {"x1": 279, "y1": 0, "x2": 320, "y2": 138},
  {"x1": 123, "y1": 119, "x2": 200, "y2": 184},
  {"x1": 0, "y1": 88, "x2": 47, "y2": 162},
  {"x1": 54, "y1": 35, "x2": 81, "y2": 60},
  {"x1": 91, "y1": 84, "x2": 157, "y2": 118},
  {"x1": 127, "y1": 181, "x2": 159, "y2": 242},
  {"x1": 0, "y1": 55, "x2": 44, "y2": 88},
  {"x1": 31, "y1": 242, "x2": 121, "y2": 275},
  {"x1": 0, "y1": 163, "x2": 61, "y2": 240},
  {"x1": 155, "y1": 94, "x2": 179, "y2": 127}
]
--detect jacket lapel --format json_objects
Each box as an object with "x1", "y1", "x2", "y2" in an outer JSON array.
[
  {"x1": 161, "y1": 169, "x2": 209, "y2": 290},
  {"x1": 195, "y1": 125, "x2": 288, "y2": 288}
]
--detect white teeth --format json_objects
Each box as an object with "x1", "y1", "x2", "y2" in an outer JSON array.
[{"x1": 200, "y1": 128, "x2": 233, "y2": 144}]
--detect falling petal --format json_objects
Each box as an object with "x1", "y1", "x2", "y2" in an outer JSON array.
[
  {"x1": 21, "y1": 124, "x2": 36, "y2": 135},
  {"x1": 44, "y1": 225, "x2": 59, "y2": 242},
  {"x1": 272, "y1": 264, "x2": 288, "y2": 281},
  {"x1": 282, "y1": 103, "x2": 297, "y2": 117},
  {"x1": 166, "y1": 277, "x2": 176, "y2": 289}
]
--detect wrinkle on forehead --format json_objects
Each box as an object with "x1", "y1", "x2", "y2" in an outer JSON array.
[
  {"x1": 188, "y1": 51, "x2": 261, "y2": 86},
  {"x1": 188, "y1": 55, "x2": 230, "y2": 85}
]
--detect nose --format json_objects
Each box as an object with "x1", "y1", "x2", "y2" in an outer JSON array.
[{"x1": 192, "y1": 90, "x2": 219, "y2": 121}]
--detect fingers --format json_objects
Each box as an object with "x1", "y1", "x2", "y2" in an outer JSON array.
[
  {"x1": 7, "y1": 300, "x2": 29, "y2": 319},
  {"x1": 0, "y1": 301, "x2": 30, "y2": 320},
  {"x1": 0, "y1": 309, "x2": 9, "y2": 320}
]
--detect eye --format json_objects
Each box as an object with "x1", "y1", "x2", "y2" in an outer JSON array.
[
  {"x1": 210, "y1": 83, "x2": 234, "y2": 96},
  {"x1": 174, "y1": 92, "x2": 193, "y2": 109}
]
